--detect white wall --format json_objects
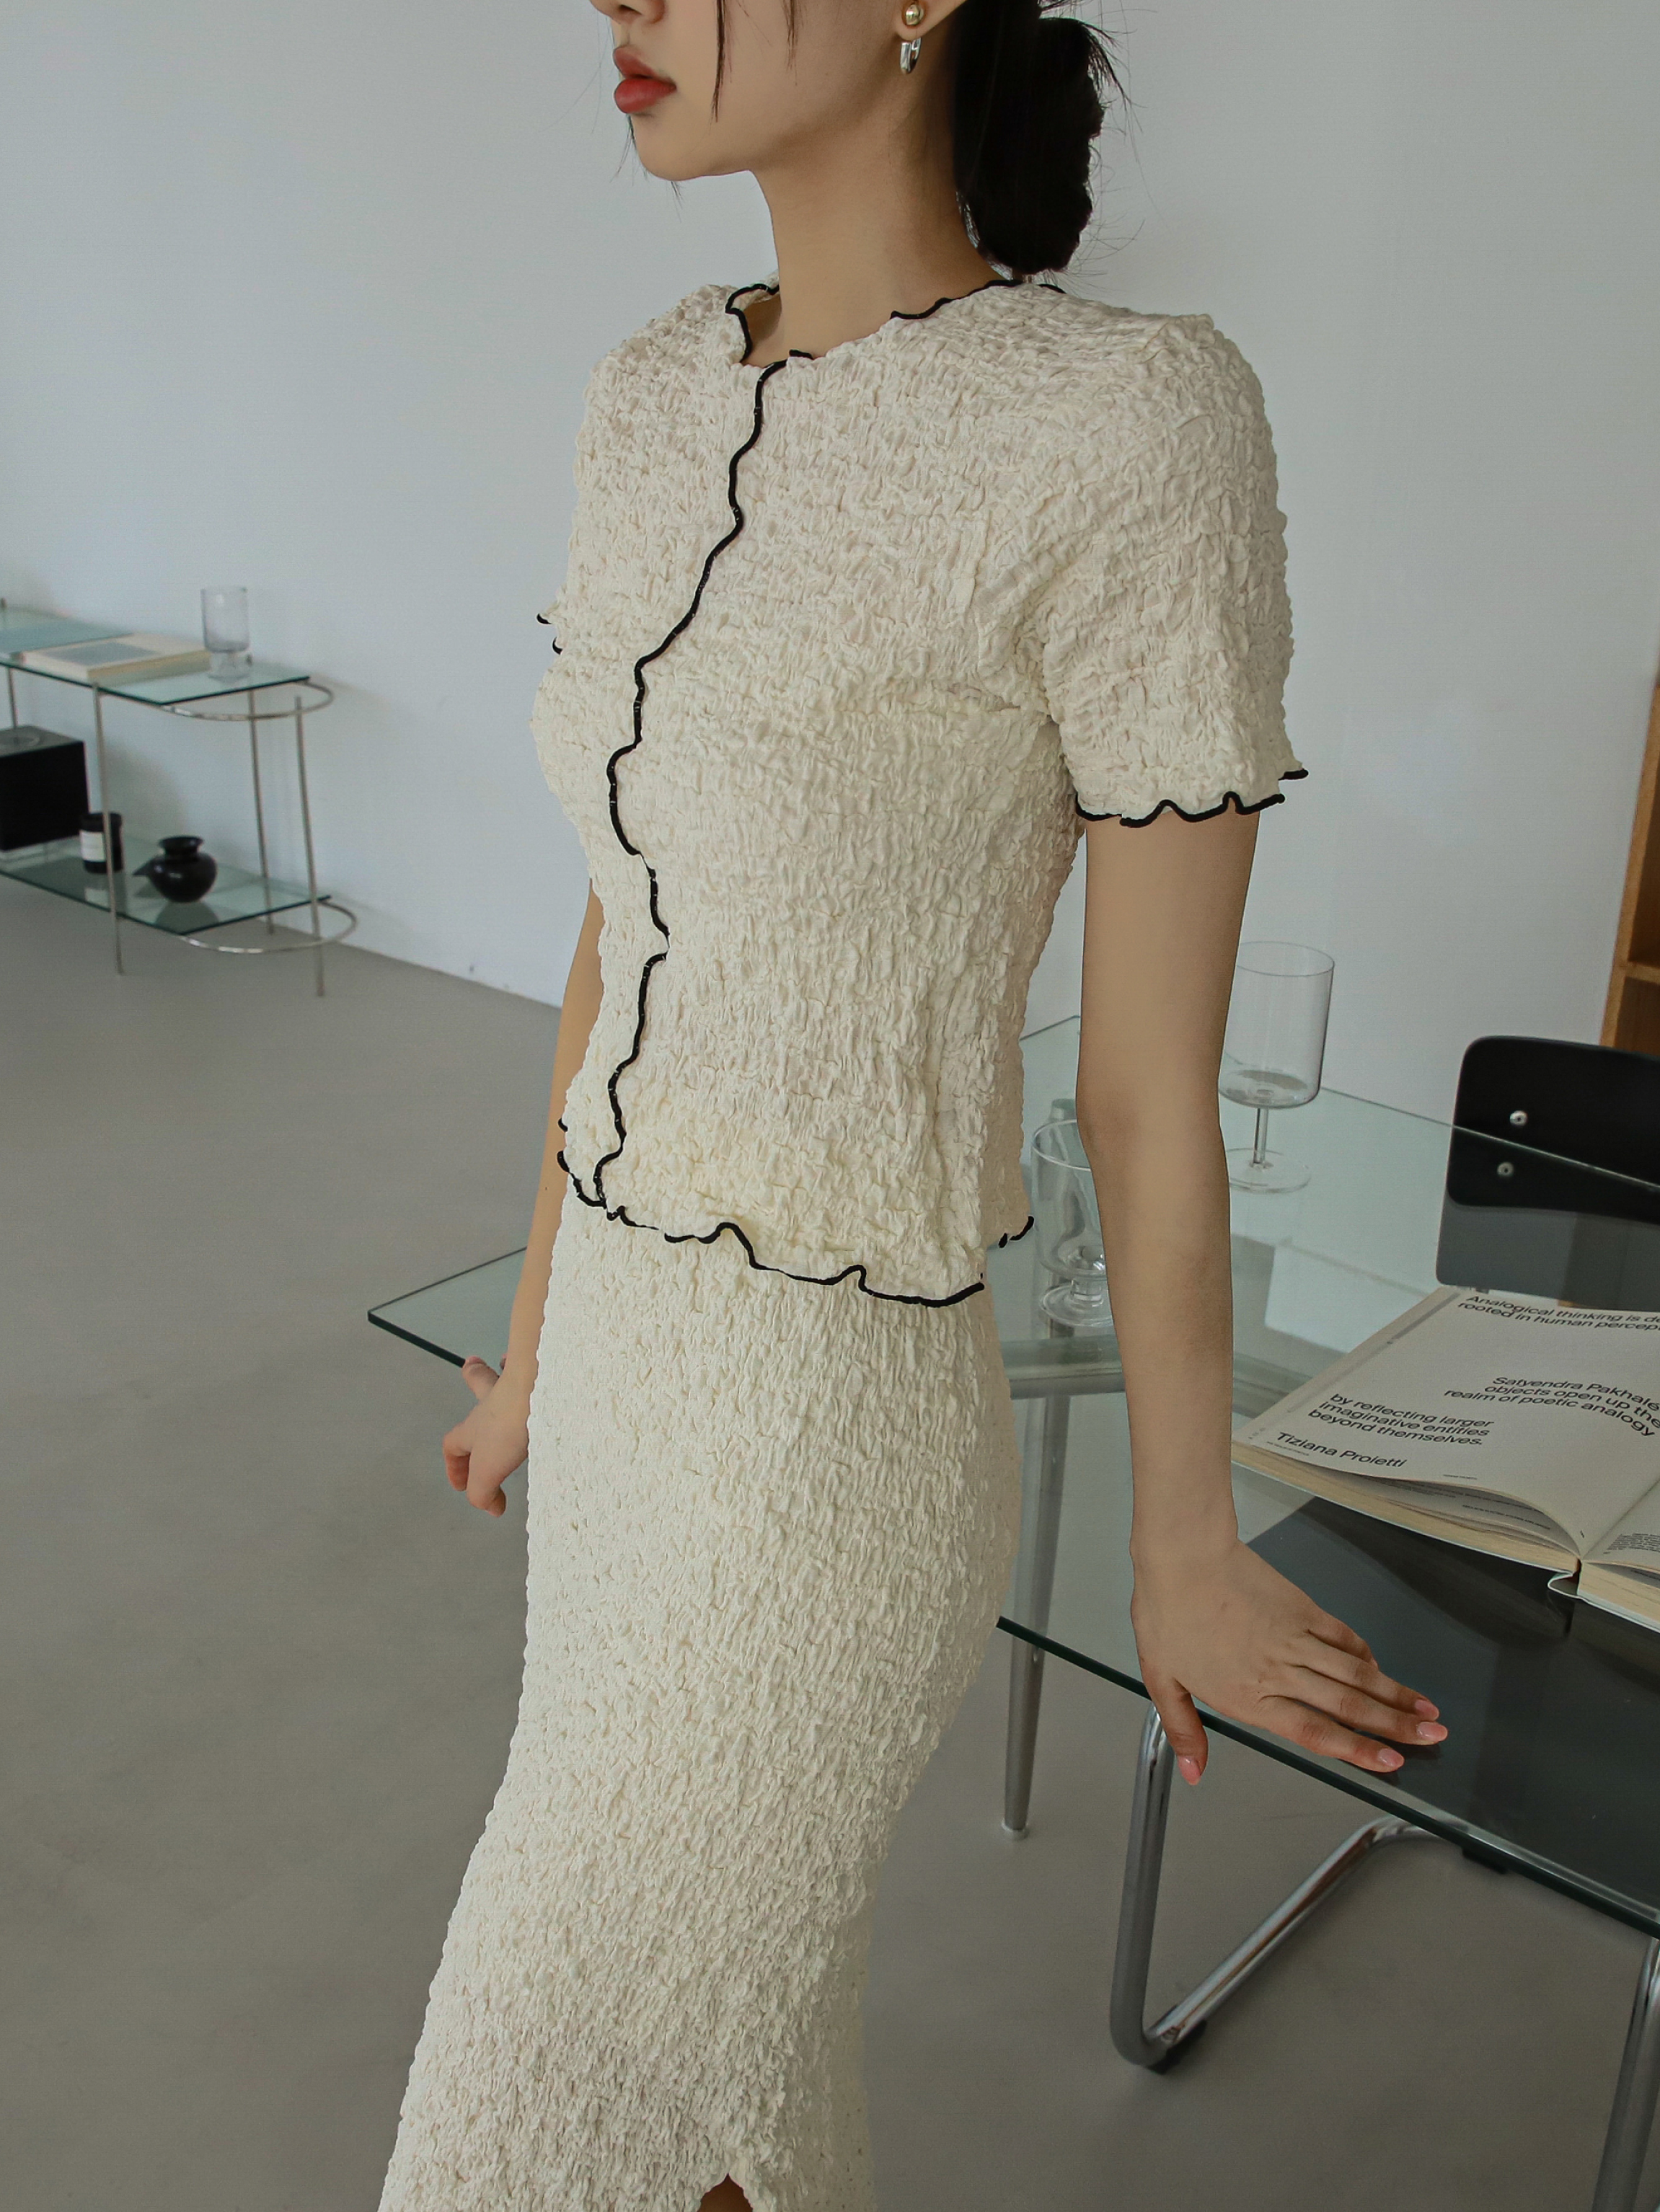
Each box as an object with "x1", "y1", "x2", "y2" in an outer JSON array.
[{"x1": 4, "y1": 1, "x2": 1659, "y2": 1115}]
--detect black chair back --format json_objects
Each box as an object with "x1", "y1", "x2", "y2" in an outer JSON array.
[
  {"x1": 1437, "y1": 1035, "x2": 1660, "y2": 1308},
  {"x1": 1452, "y1": 1035, "x2": 1660, "y2": 1187}
]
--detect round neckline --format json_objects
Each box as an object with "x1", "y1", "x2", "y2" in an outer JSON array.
[{"x1": 721, "y1": 273, "x2": 1034, "y2": 372}]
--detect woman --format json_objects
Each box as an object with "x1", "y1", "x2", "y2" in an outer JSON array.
[{"x1": 380, "y1": 0, "x2": 1448, "y2": 2205}]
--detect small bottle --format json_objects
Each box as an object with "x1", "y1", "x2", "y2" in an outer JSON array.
[{"x1": 79, "y1": 810, "x2": 125, "y2": 875}]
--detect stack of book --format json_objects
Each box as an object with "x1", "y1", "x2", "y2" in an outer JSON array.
[
  {"x1": 1236, "y1": 1286, "x2": 1660, "y2": 1630},
  {"x1": 16, "y1": 634, "x2": 211, "y2": 686}
]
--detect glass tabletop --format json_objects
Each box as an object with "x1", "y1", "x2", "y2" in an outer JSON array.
[
  {"x1": 0, "y1": 603, "x2": 311, "y2": 702},
  {"x1": 4, "y1": 655, "x2": 315, "y2": 705},
  {"x1": 368, "y1": 1016, "x2": 1660, "y2": 1938}
]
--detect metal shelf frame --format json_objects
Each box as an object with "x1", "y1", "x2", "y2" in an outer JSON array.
[{"x1": 3, "y1": 610, "x2": 350, "y2": 996}]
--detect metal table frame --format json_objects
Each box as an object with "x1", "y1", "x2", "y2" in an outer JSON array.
[
  {"x1": 1001, "y1": 1329, "x2": 1660, "y2": 2212},
  {"x1": 359, "y1": 1041, "x2": 1660, "y2": 2210},
  {"x1": 4, "y1": 647, "x2": 352, "y2": 996}
]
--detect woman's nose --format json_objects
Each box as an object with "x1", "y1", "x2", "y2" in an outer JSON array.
[{"x1": 588, "y1": 0, "x2": 664, "y2": 25}]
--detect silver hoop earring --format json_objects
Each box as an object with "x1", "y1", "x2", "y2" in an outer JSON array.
[{"x1": 899, "y1": 34, "x2": 922, "y2": 70}]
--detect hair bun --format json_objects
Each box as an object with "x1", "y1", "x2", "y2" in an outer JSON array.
[{"x1": 952, "y1": 0, "x2": 1122, "y2": 276}]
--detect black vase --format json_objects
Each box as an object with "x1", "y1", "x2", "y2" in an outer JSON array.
[{"x1": 136, "y1": 834, "x2": 218, "y2": 903}]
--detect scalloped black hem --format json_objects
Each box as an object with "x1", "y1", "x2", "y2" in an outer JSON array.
[
  {"x1": 1077, "y1": 769, "x2": 1308, "y2": 828},
  {"x1": 560, "y1": 1149, "x2": 1034, "y2": 1308}
]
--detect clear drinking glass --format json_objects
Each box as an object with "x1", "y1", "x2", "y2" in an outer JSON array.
[
  {"x1": 1219, "y1": 942, "x2": 1335, "y2": 1194},
  {"x1": 1030, "y1": 1113, "x2": 1113, "y2": 1332},
  {"x1": 200, "y1": 586, "x2": 251, "y2": 678}
]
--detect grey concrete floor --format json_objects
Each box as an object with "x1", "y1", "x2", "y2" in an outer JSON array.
[{"x1": 1, "y1": 879, "x2": 1648, "y2": 2211}]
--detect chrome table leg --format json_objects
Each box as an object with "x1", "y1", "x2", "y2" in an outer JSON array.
[
  {"x1": 1005, "y1": 1637, "x2": 1046, "y2": 1836},
  {"x1": 1109, "y1": 1705, "x2": 1429, "y2": 2071},
  {"x1": 92, "y1": 689, "x2": 123, "y2": 974},
  {"x1": 1003, "y1": 1373, "x2": 1073, "y2": 1835},
  {"x1": 1591, "y1": 1939, "x2": 1660, "y2": 2212},
  {"x1": 293, "y1": 698, "x2": 325, "y2": 997},
  {"x1": 248, "y1": 689, "x2": 274, "y2": 933}
]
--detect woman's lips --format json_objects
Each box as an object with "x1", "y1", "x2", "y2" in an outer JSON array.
[{"x1": 614, "y1": 50, "x2": 676, "y2": 113}]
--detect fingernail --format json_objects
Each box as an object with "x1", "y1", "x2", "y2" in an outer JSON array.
[
  {"x1": 1376, "y1": 1748, "x2": 1404, "y2": 1771},
  {"x1": 1416, "y1": 1722, "x2": 1447, "y2": 1743},
  {"x1": 1413, "y1": 1698, "x2": 1439, "y2": 1717},
  {"x1": 1176, "y1": 1755, "x2": 1202, "y2": 1785}
]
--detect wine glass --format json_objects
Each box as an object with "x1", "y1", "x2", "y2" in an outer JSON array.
[
  {"x1": 201, "y1": 586, "x2": 251, "y2": 679},
  {"x1": 1030, "y1": 1113, "x2": 1113, "y2": 1331},
  {"x1": 1220, "y1": 942, "x2": 1334, "y2": 1193}
]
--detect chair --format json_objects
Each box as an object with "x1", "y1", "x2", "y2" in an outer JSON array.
[
  {"x1": 1451, "y1": 1034, "x2": 1660, "y2": 1185},
  {"x1": 1438, "y1": 1035, "x2": 1660, "y2": 1309}
]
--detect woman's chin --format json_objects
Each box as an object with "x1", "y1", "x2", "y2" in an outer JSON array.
[{"x1": 624, "y1": 115, "x2": 751, "y2": 186}]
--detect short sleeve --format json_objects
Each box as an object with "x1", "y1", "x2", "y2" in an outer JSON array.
[{"x1": 1035, "y1": 316, "x2": 1302, "y2": 825}]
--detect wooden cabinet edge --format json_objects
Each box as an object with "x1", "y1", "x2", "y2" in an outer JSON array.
[{"x1": 1603, "y1": 678, "x2": 1660, "y2": 1050}]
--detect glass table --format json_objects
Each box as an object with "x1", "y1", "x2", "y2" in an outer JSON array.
[
  {"x1": 368, "y1": 1017, "x2": 1660, "y2": 2212},
  {"x1": 0, "y1": 601, "x2": 349, "y2": 994}
]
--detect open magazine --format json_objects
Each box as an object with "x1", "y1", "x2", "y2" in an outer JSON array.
[{"x1": 1232, "y1": 1286, "x2": 1660, "y2": 1630}]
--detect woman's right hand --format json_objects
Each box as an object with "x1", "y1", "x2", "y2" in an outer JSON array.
[
  {"x1": 442, "y1": 1355, "x2": 531, "y2": 1519},
  {"x1": 1130, "y1": 1534, "x2": 1447, "y2": 1782}
]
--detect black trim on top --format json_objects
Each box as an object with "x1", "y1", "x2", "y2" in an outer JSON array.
[
  {"x1": 586, "y1": 355, "x2": 787, "y2": 1220},
  {"x1": 1077, "y1": 769, "x2": 1308, "y2": 828},
  {"x1": 725, "y1": 271, "x2": 1066, "y2": 366},
  {"x1": 560, "y1": 1143, "x2": 1035, "y2": 1307},
  {"x1": 565, "y1": 273, "x2": 1064, "y2": 1308}
]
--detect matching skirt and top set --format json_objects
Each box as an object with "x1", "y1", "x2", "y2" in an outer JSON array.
[{"x1": 379, "y1": 272, "x2": 1300, "y2": 2211}]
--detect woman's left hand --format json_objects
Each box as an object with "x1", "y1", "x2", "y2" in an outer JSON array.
[{"x1": 1129, "y1": 1537, "x2": 1448, "y2": 1782}]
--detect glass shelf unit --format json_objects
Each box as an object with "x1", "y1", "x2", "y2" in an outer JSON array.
[
  {"x1": 1, "y1": 602, "x2": 343, "y2": 992},
  {"x1": 0, "y1": 833, "x2": 322, "y2": 936}
]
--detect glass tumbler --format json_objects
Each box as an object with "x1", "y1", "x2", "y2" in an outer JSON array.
[
  {"x1": 1030, "y1": 1114, "x2": 1113, "y2": 1332},
  {"x1": 201, "y1": 586, "x2": 251, "y2": 678},
  {"x1": 1219, "y1": 942, "x2": 1335, "y2": 1193}
]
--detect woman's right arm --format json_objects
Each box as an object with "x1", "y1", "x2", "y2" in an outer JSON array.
[{"x1": 442, "y1": 885, "x2": 605, "y2": 1518}]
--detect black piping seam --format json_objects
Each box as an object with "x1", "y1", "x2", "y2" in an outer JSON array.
[
  {"x1": 724, "y1": 273, "x2": 1066, "y2": 365},
  {"x1": 568, "y1": 273, "x2": 1062, "y2": 1309},
  {"x1": 586, "y1": 355, "x2": 785, "y2": 1221},
  {"x1": 1076, "y1": 769, "x2": 1308, "y2": 829},
  {"x1": 560, "y1": 1144, "x2": 1035, "y2": 1307}
]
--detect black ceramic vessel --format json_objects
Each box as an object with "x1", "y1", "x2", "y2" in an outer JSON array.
[{"x1": 136, "y1": 834, "x2": 218, "y2": 903}]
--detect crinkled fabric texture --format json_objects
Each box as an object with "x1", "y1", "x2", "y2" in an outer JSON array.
[
  {"x1": 380, "y1": 275, "x2": 1299, "y2": 2208},
  {"x1": 533, "y1": 275, "x2": 1300, "y2": 1305},
  {"x1": 378, "y1": 1185, "x2": 1023, "y2": 2211}
]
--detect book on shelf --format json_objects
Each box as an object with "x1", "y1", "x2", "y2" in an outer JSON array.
[
  {"x1": 17, "y1": 634, "x2": 211, "y2": 685},
  {"x1": 1232, "y1": 1286, "x2": 1660, "y2": 1630}
]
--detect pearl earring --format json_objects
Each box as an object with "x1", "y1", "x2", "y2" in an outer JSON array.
[{"x1": 900, "y1": 0, "x2": 924, "y2": 70}]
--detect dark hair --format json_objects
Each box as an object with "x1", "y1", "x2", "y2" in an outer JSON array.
[
  {"x1": 708, "y1": 1, "x2": 1123, "y2": 279},
  {"x1": 951, "y1": 0, "x2": 1123, "y2": 275}
]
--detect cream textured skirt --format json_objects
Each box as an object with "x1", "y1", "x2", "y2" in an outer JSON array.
[{"x1": 378, "y1": 1182, "x2": 1023, "y2": 2212}]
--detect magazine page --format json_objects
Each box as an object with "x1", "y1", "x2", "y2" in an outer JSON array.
[
  {"x1": 1585, "y1": 1479, "x2": 1660, "y2": 1578},
  {"x1": 1235, "y1": 1288, "x2": 1660, "y2": 1557},
  {"x1": 1573, "y1": 1477, "x2": 1660, "y2": 1629}
]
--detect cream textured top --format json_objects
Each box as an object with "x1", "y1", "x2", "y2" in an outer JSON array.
[{"x1": 532, "y1": 274, "x2": 1302, "y2": 1305}]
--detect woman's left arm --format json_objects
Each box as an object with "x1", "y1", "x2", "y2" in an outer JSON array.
[{"x1": 1074, "y1": 808, "x2": 1448, "y2": 1782}]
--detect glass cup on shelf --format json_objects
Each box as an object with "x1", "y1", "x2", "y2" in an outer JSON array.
[
  {"x1": 1029, "y1": 1112, "x2": 1113, "y2": 1332},
  {"x1": 1220, "y1": 942, "x2": 1334, "y2": 1193},
  {"x1": 200, "y1": 586, "x2": 251, "y2": 679}
]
